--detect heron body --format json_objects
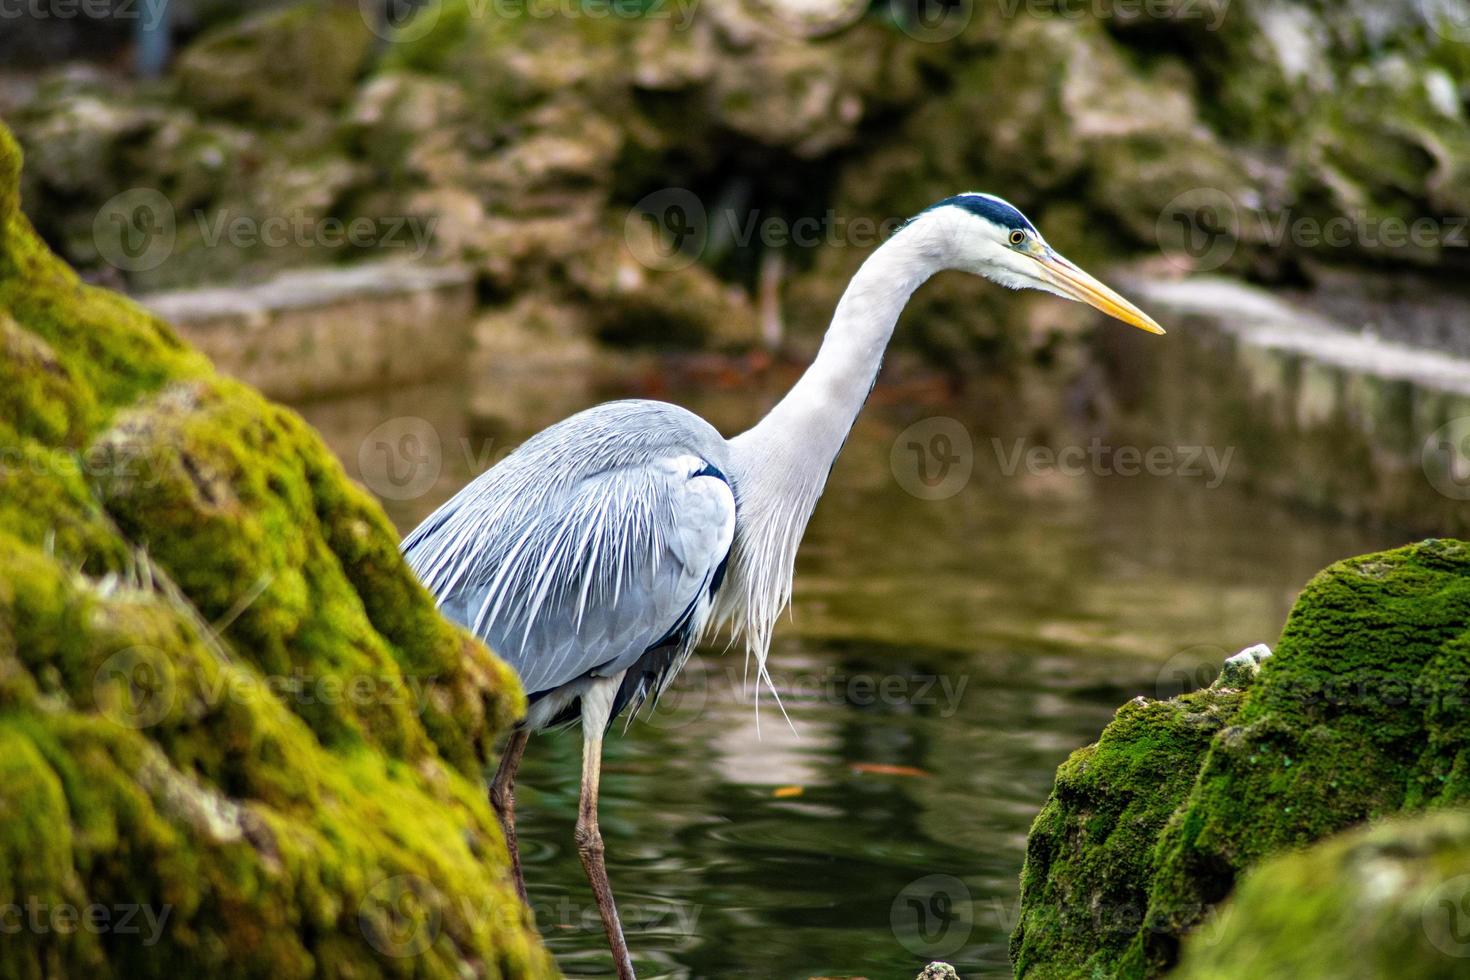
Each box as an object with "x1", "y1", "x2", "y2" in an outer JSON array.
[
  {"x1": 403, "y1": 400, "x2": 736, "y2": 731},
  {"x1": 401, "y1": 193, "x2": 1163, "y2": 978}
]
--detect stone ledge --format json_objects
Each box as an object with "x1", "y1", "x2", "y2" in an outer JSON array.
[
  {"x1": 137, "y1": 261, "x2": 476, "y2": 401},
  {"x1": 1127, "y1": 276, "x2": 1470, "y2": 398}
]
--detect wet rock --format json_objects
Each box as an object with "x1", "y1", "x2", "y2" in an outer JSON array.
[
  {"x1": 1011, "y1": 671, "x2": 1247, "y2": 978},
  {"x1": 345, "y1": 71, "x2": 473, "y2": 184},
  {"x1": 916, "y1": 962, "x2": 961, "y2": 980},
  {"x1": 172, "y1": 3, "x2": 375, "y2": 125},
  {"x1": 0, "y1": 120, "x2": 552, "y2": 978},
  {"x1": 1173, "y1": 808, "x2": 1470, "y2": 980},
  {"x1": 836, "y1": 15, "x2": 1251, "y2": 248},
  {"x1": 573, "y1": 215, "x2": 759, "y2": 350},
  {"x1": 9, "y1": 76, "x2": 250, "y2": 269},
  {"x1": 1214, "y1": 643, "x2": 1272, "y2": 689},
  {"x1": 1013, "y1": 539, "x2": 1470, "y2": 978},
  {"x1": 6, "y1": 68, "x2": 377, "y2": 292},
  {"x1": 705, "y1": 26, "x2": 878, "y2": 159},
  {"x1": 1288, "y1": 55, "x2": 1470, "y2": 262},
  {"x1": 139, "y1": 262, "x2": 476, "y2": 400}
]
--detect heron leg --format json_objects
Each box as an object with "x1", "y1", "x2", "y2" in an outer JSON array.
[
  {"x1": 490, "y1": 727, "x2": 530, "y2": 904},
  {"x1": 576, "y1": 683, "x2": 637, "y2": 980}
]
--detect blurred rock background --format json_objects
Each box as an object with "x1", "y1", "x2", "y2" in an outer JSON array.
[{"x1": 4, "y1": 0, "x2": 1469, "y2": 370}]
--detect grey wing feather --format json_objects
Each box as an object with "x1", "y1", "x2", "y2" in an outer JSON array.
[{"x1": 402, "y1": 400, "x2": 736, "y2": 697}]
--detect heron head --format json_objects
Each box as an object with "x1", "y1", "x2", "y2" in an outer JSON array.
[{"x1": 918, "y1": 192, "x2": 1164, "y2": 335}]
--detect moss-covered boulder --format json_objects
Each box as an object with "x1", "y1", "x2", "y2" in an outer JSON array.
[
  {"x1": 1009, "y1": 661, "x2": 1252, "y2": 978},
  {"x1": 1013, "y1": 539, "x2": 1470, "y2": 978},
  {"x1": 1173, "y1": 808, "x2": 1470, "y2": 980},
  {"x1": 0, "y1": 121, "x2": 555, "y2": 977}
]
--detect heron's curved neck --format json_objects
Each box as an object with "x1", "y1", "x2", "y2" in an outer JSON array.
[
  {"x1": 714, "y1": 222, "x2": 944, "y2": 669},
  {"x1": 735, "y1": 222, "x2": 943, "y2": 467}
]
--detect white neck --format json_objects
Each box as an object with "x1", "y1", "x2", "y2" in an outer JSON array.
[{"x1": 714, "y1": 218, "x2": 947, "y2": 680}]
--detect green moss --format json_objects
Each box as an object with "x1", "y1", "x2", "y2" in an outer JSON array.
[
  {"x1": 1140, "y1": 540, "x2": 1470, "y2": 966},
  {"x1": 0, "y1": 120, "x2": 551, "y2": 977},
  {"x1": 1173, "y1": 808, "x2": 1470, "y2": 980},
  {"x1": 172, "y1": 4, "x2": 375, "y2": 126},
  {"x1": 1014, "y1": 540, "x2": 1470, "y2": 978},
  {"x1": 1011, "y1": 684, "x2": 1247, "y2": 979}
]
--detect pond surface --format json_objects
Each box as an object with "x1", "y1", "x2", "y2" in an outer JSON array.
[{"x1": 298, "y1": 356, "x2": 1405, "y2": 979}]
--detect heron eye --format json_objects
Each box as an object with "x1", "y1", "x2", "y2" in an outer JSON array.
[{"x1": 1008, "y1": 230, "x2": 1027, "y2": 246}]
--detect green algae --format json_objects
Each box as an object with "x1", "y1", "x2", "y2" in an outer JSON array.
[
  {"x1": 1173, "y1": 808, "x2": 1470, "y2": 980},
  {"x1": 0, "y1": 120, "x2": 552, "y2": 978},
  {"x1": 1010, "y1": 682, "x2": 1248, "y2": 979},
  {"x1": 1136, "y1": 541, "x2": 1470, "y2": 965},
  {"x1": 1013, "y1": 539, "x2": 1470, "y2": 978}
]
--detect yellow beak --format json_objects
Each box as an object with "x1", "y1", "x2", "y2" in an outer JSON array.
[{"x1": 1030, "y1": 249, "x2": 1165, "y2": 335}]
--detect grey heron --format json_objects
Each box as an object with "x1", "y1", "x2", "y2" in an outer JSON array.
[{"x1": 401, "y1": 193, "x2": 1163, "y2": 977}]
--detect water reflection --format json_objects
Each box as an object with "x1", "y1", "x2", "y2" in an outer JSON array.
[{"x1": 299, "y1": 356, "x2": 1405, "y2": 978}]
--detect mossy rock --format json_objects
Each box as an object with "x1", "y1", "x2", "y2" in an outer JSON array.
[
  {"x1": 1010, "y1": 681, "x2": 1248, "y2": 979},
  {"x1": 1141, "y1": 541, "x2": 1470, "y2": 951},
  {"x1": 1173, "y1": 808, "x2": 1470, "y2": 980},
  {"x1": 0, "y1": 121, "x2": 554, "y2": 977},
  {"x1": 1013, "y1": 539, "x2": 1470, "y2": 979},
  {"x1": 172, "y1": 3, "x2": 375, "y2": 126}
]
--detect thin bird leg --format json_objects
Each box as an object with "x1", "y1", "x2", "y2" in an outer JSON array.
[
  {"x1": 490, "y1": 727, "x2": 530, "y2": 904},
  {"x1": 576, "y1": 731, "x2": 636, "y2": 980}
]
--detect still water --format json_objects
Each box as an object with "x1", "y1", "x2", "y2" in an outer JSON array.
[{"x1": 299, "y1": 356, "x2": 1403, "y2": 979}]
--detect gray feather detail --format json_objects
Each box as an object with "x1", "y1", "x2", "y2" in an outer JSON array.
[{"x1": 402, "y1": 400, "x2": 736, "y2": 701}]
